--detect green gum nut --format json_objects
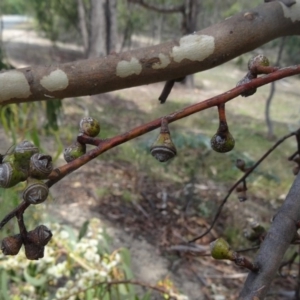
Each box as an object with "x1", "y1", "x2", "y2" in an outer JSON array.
[
  {"x1": 236, "y1": 74, "x2": 257, "y2": 97},
  {"x1": 0, "y1": 162, "x2": 28, "y2": 188},
  {"x1": 211, "y1": 122, "x2": 235, "y2": 153},
  {"x1": 248, "y1": 54, "x2": 270, "y2": 71},
  {"x1": 64, "y1": 141, "x2": 86, "y2": 163},
  {"x1": 2, "y1": 152, "x2": 16, "y2": 165},
  {"x1": 14, "y1": 141, "x2": 39, "y2": 169},
  {"x1": 79, "y1": 117, "x2": 100, "y2": 137},
  {"x1": 210, "y1": 238, "x2": 234, "y2": 260},
  {"x1": 150, "y1": 132, "x2": 177, "y2": 162}
]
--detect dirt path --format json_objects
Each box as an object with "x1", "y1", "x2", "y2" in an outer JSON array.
[{"x1": 49, "y1": 200, "x2": 203, "y2": 300}]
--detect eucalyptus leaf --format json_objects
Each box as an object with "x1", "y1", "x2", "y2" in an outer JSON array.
[
  {"x1": 78, "y1": 220, "x2": 89, "y2": 241},
  {"x1": 23, "y1": 268, "x2": 47, "y2": 287}
]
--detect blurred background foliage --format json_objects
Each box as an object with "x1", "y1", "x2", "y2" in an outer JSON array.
[
  {"x1": 0, "y1": 0, "x2": 298, "y2": 142},
  {"x1": 1, "y1": 0, "x2": 298, "y2": 63},
  {"x1": 0, "y1": 0, "x2": 299, "y2": 298}
]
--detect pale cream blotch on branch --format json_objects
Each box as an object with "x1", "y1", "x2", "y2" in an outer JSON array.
[
  {"x1": 280, "y1": 0, "x2": 300, "y2": 22},
  {"x1": 40, "y1": 69, "x2": 69, "y2": 92},
  {"x1": 116, "y1": 57, "x2": 142, "y2": 78},
  {"x1": 152, "y1": 53, "x2": 171, "y2": 69},
  {"x1": 0, "y1": 70, "x2": 31, "y2": 102},
  {"x1": 171, "y1": 34, "x2": 215, "y2": 63}
]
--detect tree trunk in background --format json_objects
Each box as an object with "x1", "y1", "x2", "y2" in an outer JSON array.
[
  {"x1": 88, "y1": 0, "x2": 106, "y2": 58},
  {"x1": 182, "y1": 0, "x2": 200, "y2": 88},
  {"x1": 87, "y1": 0, "x2": 118, "y2": 58},
  {"x1": 106, "y1": 0, "x2": 118, "y2": 53},
  {"x1": 182, "y1": 0, "x2": 199, "y2": 35},
  {"x1": 77, "y1": 0, "x2": 89, "y2": 55}
]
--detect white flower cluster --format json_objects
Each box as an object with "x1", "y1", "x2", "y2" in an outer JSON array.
[{"x1": 0, "y1": 218, "x2": 123, "y2": 300}]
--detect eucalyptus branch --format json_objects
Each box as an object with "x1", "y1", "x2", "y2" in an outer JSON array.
[
  {"x1": 0, "y1": 64, "x2": 299, "y2": 235},
  {"x1": 47, "y1": 65, "x2": 300, "y2": 187},
  {"x1": 0, "y1": 1, "x2": 299, "y2": 104}
]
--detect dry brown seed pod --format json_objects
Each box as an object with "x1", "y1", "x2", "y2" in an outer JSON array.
[
  {"x1": 27, "y1": 225, "x2": 52, "y2": 246},
  {"x1": 1, "y1": 234, "x2": 22, "y2": 255},
  {"x1": 24, "y1": 243, "x2": 44, "y2": 260}
]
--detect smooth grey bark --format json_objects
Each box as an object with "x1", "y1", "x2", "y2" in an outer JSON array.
[
  {"x1": 88, "y1": 0, "x2": 106, "y2": 58},
  {"x1": 239, "y1": 171, "x2": 300, "y2": 299},
  {"x1": 182, "y1": 0, "x2": 201, "y2": 88},
  {"x1": 77, "y1": 0, "x2": 89, "y2": 55},
  {"x1": 107, "y1": 0, "x2": 118, "y2": 53}
]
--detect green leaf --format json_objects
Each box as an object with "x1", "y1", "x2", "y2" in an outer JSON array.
[
  {"x1": 86, "y1": 287, "x2": 94, "y2": 300},
  {"x1": 23, "y1": 268, "x2": 47, "y2": 287},
  {"x1": 28, "y1": 127, "x2": 41, "y2": 148},
  {"x1": 78, "y1": 220, "x2": 89, "y2": 241},
  {"x1": 0, "y1": 269, "x2": 10, "y2": 299},
  {"x1": 120, "y1": 248, "x2": 131, "y2": 268},
  {"x1": 61, "y1": 225, "x2": 77, "y2": 243},
  {"x1": 45, "y1": 99, "x2": 62, "y2": 131},
  {"x1": 141, "y1": 291, "x2": 151, "y2": 300}
]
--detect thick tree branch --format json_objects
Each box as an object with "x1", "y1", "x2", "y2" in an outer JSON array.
[
  {"x1": 0, "y1": 1, "x2": 299, "y2": 105},
  {"x1": 239, "y1": 172, "x2": 300, "y2": 299}
]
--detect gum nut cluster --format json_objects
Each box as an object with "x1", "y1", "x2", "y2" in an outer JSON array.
[{"x1": 64, "y1": 117, "x2": 100, "y2": 163}]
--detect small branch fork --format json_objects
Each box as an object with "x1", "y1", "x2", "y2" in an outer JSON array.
[{"x1": 0, "y1": 65, "x2": 300, "y2": 232}]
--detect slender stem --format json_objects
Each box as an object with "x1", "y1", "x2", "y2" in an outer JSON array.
[
  {"x1": 0, "y1": 201, "x2": 29, "y2": 230},
  {"x1": 218, "y1": 104, "x2": 226, "y2": 123}
]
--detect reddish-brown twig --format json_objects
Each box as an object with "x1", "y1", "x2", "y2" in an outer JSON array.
[
  {"x1": 0, "y1": 201, "x2": 29, "y2": 230},
  {"x1": 1, "y1": 65, "x2": 299, "y2": 231},
  {"x1": 47, "y1": 65, "x2": 300, "y2": 187}
]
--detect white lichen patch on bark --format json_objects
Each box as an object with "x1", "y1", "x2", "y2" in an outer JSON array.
[
  {"x1": 171, "y1": 34, "x2": 215, "y2": 63},
  {"x1": 0, "y1": 70, "x2": 31, "y2": 102},
  {"x1": 40, "y1": 69, "x2": 69, "y2": 92},
  {"x1": 280, "y1": 0, "x2": 300, "y2": 22},
  {"x1": 116, "y1": 58, "x2": 142, "y2": 77},
  {"x1": 152, "y1": 54, "x2": 171, "y2": 69}
]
